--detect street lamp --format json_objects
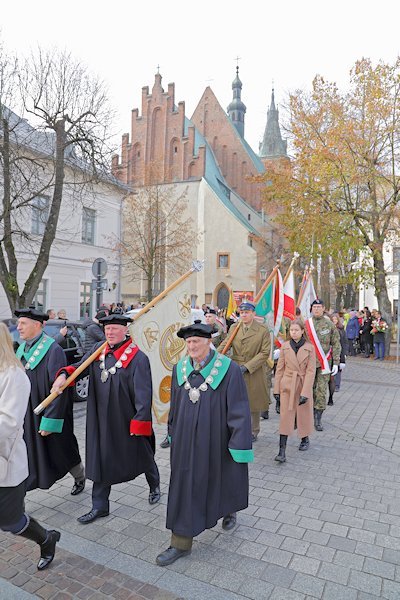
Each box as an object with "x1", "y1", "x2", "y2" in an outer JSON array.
[{"x1": 259, "y1": 266, "x2": 267, "y2": 282}]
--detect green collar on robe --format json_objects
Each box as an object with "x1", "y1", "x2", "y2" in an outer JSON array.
[
  {"x1": 176, "y1": 352, "x2": 231, "y2": 390},
  {"x1": 16, "y1": 333, "x2": 55, "y2": 371}
]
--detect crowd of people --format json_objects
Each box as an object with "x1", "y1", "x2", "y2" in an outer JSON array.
[{"x1": 0, "y1": 297, "x2": 390, "y2": 571}]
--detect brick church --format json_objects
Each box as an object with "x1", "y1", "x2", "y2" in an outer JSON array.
[{"x1": 112, "y1": 68, "x2": 288, "y2": 308}]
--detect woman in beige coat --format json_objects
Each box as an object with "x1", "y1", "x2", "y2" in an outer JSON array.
[{"x1": 273, "y1": 319, "x2": 316, "y2": 463}]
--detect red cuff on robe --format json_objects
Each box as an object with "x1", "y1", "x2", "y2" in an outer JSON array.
[
  {"x1": 55, "y1": 365, "x2": 76, "y2": 387},
  {"x1": 130, "y1": 420, "x2": 152, "y2": 436}
]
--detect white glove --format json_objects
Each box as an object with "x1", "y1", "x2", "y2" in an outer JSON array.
[
  {"x1": 339, "y1": 363, "x2": 346, "y2": 371},
  {"x1": 273, "y1": 349, "x2": 280, "y2": 361},
  {"x1": 331, "y1": 365, "x2": 339, "y2": 376}
]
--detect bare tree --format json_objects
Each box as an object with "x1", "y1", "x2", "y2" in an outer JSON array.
[
  {"x1": 119, "y1": 179, "x2": 198, "y2": 301},
  {"x1": 0, "y1": 44, "x2": 115, "y2": 313}
]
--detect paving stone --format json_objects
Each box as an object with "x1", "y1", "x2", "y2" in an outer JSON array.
[
  {"x1": 382, "y1": 579, "x2": 400, "y2": 600},
  {"x1": 306, "y1": 543, "x2": 335, "y2": 563},
  {"x1": 348, "y1": 569, "x2": 382, "y2": 596},
  {"x1": 333, "y1": 549, "x2": 364, "y2": 570},
  {"x1": 317, "y1": 561, "x2": 350, "y2": 585},
  {"x1": 269, "y1": 587, "x2": 307, "y2": 600},
  {"x1": 289, "y1": 555, "x2": 320, "y2": 576},
  {"x1": 280, "y1": 538, "x2": 309, "y2": 555},
  {"x1": 327, "y1": 535, "x2": 356, "y2": 552},
  {"x1": 262, "y1": 547, "x2": 293, "y2": 567},
  {"x1": 277, "y1": 525, "x2": 305, "y2": 540},
  {"x1": 363, "y1": 557, "x2": 396, "y2": 579},
  {"x1": 322, "y1": 581, "x2": 357, "y2": 600},
  {"x1": 290, "y1": 572, "x2": 325, "y2": 598},
  {"x1": 355, "y1": 541, "x2": 384, "y2": 559}
]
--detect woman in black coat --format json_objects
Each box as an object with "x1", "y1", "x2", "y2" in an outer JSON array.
[{"x1": 360, "y1": 310, "x2": 373, "y2": 358}]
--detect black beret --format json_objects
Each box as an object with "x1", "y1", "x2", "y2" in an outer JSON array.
[
  {"x1": 311, "y1": 299, "x2": 324, "y2": 307},
  {"x1": 204, "y1": 307, "x2": 217, "y2": 315},
  {"x1": 14, "y1": 307, "x2": 49, "y2": 323},
  {"x1": 98, "y1": 313, "x2": 133, "y2": 326},
  {"x1": 177, "y1": 320, "x2": 213, "y2": 339}
]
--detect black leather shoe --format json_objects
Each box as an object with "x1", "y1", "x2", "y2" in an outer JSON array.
[
  {"x1": 160, "y1": 436, "x2": 171, "y2": 449},
  {"x1": 156, "y1": 546, "x2": 191, "y2": 566},
  {"x1": 71, "y1": 479, "x2": 86, "y2": 496},
  {"x1": 77, "y1": 508, "x2": 109, "y2": 524},
  {"x1": 251, "y1": 434, "x2": 258, "y2": 443},
  {"x1": 38, "y1": 530, "x2": 61, "y2": 570},
  {"x1": 149, "y1": 486, "x2": 161, "y2": 505},
  {"x1": 261, "y1": 410, "x2": 269, "y2": 420},
  {"x1": 222, "y1": 513, "x2": 237, "y2": 531}
]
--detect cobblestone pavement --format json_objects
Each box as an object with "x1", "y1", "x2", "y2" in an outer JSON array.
[{"x1": 1, "y1": 356, "x2": 400, "y2": 599}]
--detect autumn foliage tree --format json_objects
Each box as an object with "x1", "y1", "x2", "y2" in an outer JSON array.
[{"x1": 262, "y1": 57, "x2": 400, "y2": 324}]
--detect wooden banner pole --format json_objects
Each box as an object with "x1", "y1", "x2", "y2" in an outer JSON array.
[{"x1": 34, "y1": 261, "x2": 204, "y2": 415}]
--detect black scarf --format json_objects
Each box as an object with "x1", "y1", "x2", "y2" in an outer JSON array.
[{"x1": 290, "y1": 336, "x2": 306, "y2": 354}]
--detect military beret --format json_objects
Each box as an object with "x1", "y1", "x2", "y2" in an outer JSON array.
[
  {"x1": 14, "y1": 307, "x2": 49, "y2": 323},
  {"x1": 311, "y1": 299, "x2": 324, "y2": 307},
  {"x1": 239, "y1": 301, "x2": 256, "y2": 311},
  {"x1": 204, "y1": 307, "x2": 217, "y2": 315},
  {"x1": 177, "y1": 320, "x2": 213, "y2": 339}
]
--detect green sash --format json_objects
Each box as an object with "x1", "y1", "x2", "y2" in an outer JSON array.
[
  {"x1": 176, "y1": 352, "x2": 231, "y2": 390},
  {"x1": 16, "y1": 334, "x2": 55, "y2": 371}
]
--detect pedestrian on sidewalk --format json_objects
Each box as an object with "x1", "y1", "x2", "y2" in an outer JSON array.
[
  {"x1": 51, "y1": 311, "x2": 160, "y2": 524},
  {"x1": 346, "y1": 311, "x2": 360, "y2": 356},
  {"x1": 328, "y1": 314, "x2": 347, "y2": 403},
  {"x1": 273, "y1": 319, "x2": 316, "y2": 463},
  {"x1": 0, "y1": 323, "x2": 60, "y2": 571},
  {"x1": 360, "y1": 309, "x2": 373, "y2": 358},
  {"x1": 371, "y1": 311, "x2": 388, "y2": 360},
  {"x1": 15, "y1": 308, "x2": 85, "y2": 496},
  {"x1": 156, "y1": 321, "x2": 253, "y2": 566}
]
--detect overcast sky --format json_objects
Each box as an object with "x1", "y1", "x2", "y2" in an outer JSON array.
[{"x1": 2, "y1": 1, "x2": 400, "y2": 153}]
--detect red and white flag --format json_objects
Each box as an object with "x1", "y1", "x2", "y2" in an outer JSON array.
[
  {"x1": 283, "y1": 268, "x2": 296, "y2": 321},
  {"x1": 298, "y1": 275, "x2": 317, "y2": 317},
  {"x1": 273, "y1": 269, "x2": 284, "y2": 336}
]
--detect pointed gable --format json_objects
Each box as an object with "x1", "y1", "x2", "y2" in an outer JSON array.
[{"x1": 191, "y1": 87, "x2": 265, "y2": 211}]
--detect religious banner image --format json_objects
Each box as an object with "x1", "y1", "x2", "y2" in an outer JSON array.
[{"x1": 130, "y1": 283, "x2": 191, "y2": 423}]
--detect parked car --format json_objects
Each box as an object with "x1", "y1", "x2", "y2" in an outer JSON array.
[{"x1": 3, "y1": 318, "x2": 89, "y2": 402}]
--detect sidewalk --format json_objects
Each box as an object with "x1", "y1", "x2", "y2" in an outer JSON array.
[{"x1": 1, "y1": 357, "x2": 400, "y2": 599}]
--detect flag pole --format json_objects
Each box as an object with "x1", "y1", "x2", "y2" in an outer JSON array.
[
  {"x1": 220, "y1": 263, "x2": 280, "y2": 355},
  {"x1": 34, "y1": 261, "x2": 204, "y2": 415},
  {"x1": 296, "y1": 264, "x2": 310, "y2": 308},
  {"x1": 283, "y1": 252, "x2": 299, "y2": 287}
]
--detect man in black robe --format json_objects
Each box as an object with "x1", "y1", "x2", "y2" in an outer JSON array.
[
  {"x1": 15, "y1": 308, "x2": 85, "y2": 494},
  {"x1": 156, "y1": 321, "x2": 253, "y2": 567},
  {"x1": 52, "y1": 312, "x2": 160, "y2": 524}
]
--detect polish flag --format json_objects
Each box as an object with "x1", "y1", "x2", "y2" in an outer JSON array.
[{"x1": 283, "y1": 268, "x2": 296, "y2": 321}]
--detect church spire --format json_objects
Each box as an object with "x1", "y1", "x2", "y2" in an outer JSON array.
[
  {"x1": 227, "y1": 65, "x2": 246, "y2": 138},
  {"x1": 259, "y1": 88, "x2": 287, "y2": 159}
]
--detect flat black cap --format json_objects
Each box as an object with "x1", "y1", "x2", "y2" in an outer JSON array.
[
  {"x1": 14, "y1": 307, "x2": 49, "y2": 323},
  {"x1": 177, "y1": 320, "x2": 213, "y2": 339}
]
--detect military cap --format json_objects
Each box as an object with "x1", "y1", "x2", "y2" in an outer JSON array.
[
  {"x1": 177, "y1": 320, "x2": 213, "y2": 339},
  {"x1": 204, "y1": 307, "x2": 217, "y2": 315},
  {"x1": 98, "y1": 312, "x2": 133, "y2": 326},
  {"x1": 311, "y1": 299, "x2": 324, "y2": 307},
  {"x1": 239, "y1": 301, "x2": 256, "y2": 311},
  {"x1": 14, "y1": 307, "x2": 49, "y2": 323}
]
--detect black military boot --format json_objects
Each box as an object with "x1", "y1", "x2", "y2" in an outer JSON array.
[
  {"x1": 299, "y1": 436, "x2": 309, "y2": 451},
  {"x1": 315, "y1": 410, "x2": 324, "y2": 431},
  {"x1": 274, "y1": 435, "x2": 287, "y2": 463},
  {"x1": 261, "y1": 410, "x2": 269, "y2": 420},
  {"x1": 18, "y1": 517, "x2": 60, "y2": 570}
]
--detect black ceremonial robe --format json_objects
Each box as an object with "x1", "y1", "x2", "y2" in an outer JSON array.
[
  {"x1": 166, "y1": 353, "x2": 253, "y2": 538},
  {"x1": 63, "y1": 339, "x2": 156, "y2": 485},
  {"x1": 19, "y1": 336, "x2": 82, "y2": 491}
]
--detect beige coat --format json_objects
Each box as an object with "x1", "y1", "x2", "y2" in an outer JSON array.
[
  {"x1": 273, "y1": 340, "x2": 316, "y2": 437},
  {"x1": 218, "y1": 320, "x2": 271, "y2": 412}
]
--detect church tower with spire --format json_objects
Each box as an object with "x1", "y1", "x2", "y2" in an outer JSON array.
[
  {"x1": 259, "y1": 89, "x2": 288, "y2": 164},
  {"x1": 227, "y1": 66, "x2": 246, "y2": 138}
]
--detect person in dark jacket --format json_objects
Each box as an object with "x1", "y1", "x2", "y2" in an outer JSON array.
[
  {"x1": 360, "y1": 310, "x2": 373, "y2": 358},
  {"x1": 82, "y1": 311, "x2": 107, "y2": 353},
  {"x1": 345, "y1": 311, "x2": 360, "y2": 356},
  {"x1": 328, "y1": 314, "x2": 347, "y2": 404}
]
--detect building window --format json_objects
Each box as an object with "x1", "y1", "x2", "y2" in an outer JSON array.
[
  {"x1": 33, "y1": 279, "x2": 47, "y2": 311},
  {"x1": 82, "y1": 207, "x2": 96, "y2": 245},
  {"x1": 217, "y1": 253, "x2": 230, "y2": 269},
  {"x1": 31, "y1": 196, "x2": 50, "y2": 235},
  {"x1": 80, "y1": 282, "x2": 92, "y2": 318},
  {"x1": 248, "y1": 237, "x2": 253, "y2": 248},
  {"x1": 393, "y1": 247, "x2": 400, "y2": 271}
]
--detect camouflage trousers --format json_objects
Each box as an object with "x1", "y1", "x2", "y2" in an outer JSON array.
[{"x1": 313, "y1": 369, "x2": 330, "y2": 411}]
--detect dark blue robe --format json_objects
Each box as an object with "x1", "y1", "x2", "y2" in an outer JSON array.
[
  {"x1": 20, "y1": 340, "x2": 82, "y2": 491},
  {"x1": 166, "y1": 359, "x2": 252, "y2": 538}
]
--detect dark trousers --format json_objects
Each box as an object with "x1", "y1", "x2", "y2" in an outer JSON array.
[
  {"x1": 374, "y1": 341, "x2": 385, "y2": 360},
  {"x1": 92, "y1": 459, "x2": 160, "y2": 511}
]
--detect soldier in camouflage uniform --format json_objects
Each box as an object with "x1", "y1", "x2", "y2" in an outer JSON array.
[
  {"x1": 307, "y1": 300, "x2": 341, "y2": 431},
  {"x1": 204, "y1": 308, "x2": 226, "y2": 348}
]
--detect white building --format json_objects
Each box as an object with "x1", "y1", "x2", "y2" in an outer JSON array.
[{"x1": 0, "y1": 110, "x2": 127, "y2": 320}]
